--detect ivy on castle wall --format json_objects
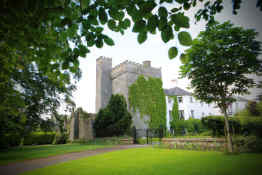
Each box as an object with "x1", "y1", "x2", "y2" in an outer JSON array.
[
  {"x1": 128, "y1": 75, "x2": 166, "y2": 129},
  {"x1": 171, "y1": 96, "x2": 179, "y2": 121}
]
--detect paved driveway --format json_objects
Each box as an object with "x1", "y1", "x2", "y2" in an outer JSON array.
[{"x1": 0, "y1": 144, "x2": 148, "y2": 175}]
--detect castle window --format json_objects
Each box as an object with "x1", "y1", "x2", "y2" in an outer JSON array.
[{"x1": 178, "y1": 97, "x2": 183, "y2": 103}]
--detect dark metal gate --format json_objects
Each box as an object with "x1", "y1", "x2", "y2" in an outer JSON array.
[{"x1": 133, "y1": 127, "x2": 164, "y2": 144}]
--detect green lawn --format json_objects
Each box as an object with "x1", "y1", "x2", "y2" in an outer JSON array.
[
  {"x1": 0, "y1": 143, "x2": 112, "y2": 165},
  {"x1": 23, "y1": 148, "x2": 262, "y2": 175}
]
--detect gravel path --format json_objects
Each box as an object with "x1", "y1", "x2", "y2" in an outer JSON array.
[{"x1": 0, "y1": 144, "x2": 148, "y2": 175}]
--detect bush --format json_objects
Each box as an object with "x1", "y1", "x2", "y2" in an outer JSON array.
[
  {"x1": 0, "y1": 134, "x2": 21, "y2": 149},
  {"x1": 24, "y1": 132, "x2": 56, "y2": 145},
  {"x1": 233, "y1": 136, "x2": 262, "y2": 153},
  {"x1": 94, "y1": 94, "x2": 132, "y2": 137},
  {"x1": 170, "y1": 118, "x2": 207, "y2": 136},
  {"x1": 52, "y1": 133, "x2": 68, "y2": 144},
  {"x1": 184, "y1": 118, "x2": 207, "y2": 134},
  {"x1": 247, "y1": 101, "x2": 261, "y2": 116},
  {"x1": 201, "y1": 115, "x2": 262, "y2": 137}
]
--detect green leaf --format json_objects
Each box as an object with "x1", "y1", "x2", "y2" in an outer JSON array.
[
  {"x1": 147, "y1": 15, "x2": 158, "y2": 33},
  {"x1": 132, "y1": 20, "x2": 146, "y2": 33},
  {"x1": 96, "y1": 38, "x2": 103, "y2": 48},
  {"x1": 180, "y1": 53, "x2": 188, "y2": 64},
  {"x1": 138, "y1": 32, "x2": 147, "y2": 44},
  {"x1": 80, "y1": 0, "x2": 90, "y2": 10},
  {"x1": 158, "y1": 7, "x2": 168, "y2": 18},
  {"x1": 161, "y1": 25, "x2": 173, "y2": 43},
  {"x1": 88, "y1": 15, "x2": 99, "y2": 25},
  {"x1": 158, "y1": 17, "x2": 167, "y2": 31},
  {"x1": 174, "y1": 25, "x2": 180, "y2": 31},
  {"x1": 98, "y1": 7, "x2": 108, "y2": 25},
  {"x1": 183, "y1": 2, "x2": 191, "y2": 10},
  {"x1": 109, "y1": 9, "x2": 124, "y2": 21},
  {"x1": 104, "y1": 36, "x2": 115, "y2": 46},
  {"x1": 122, "y1": 18, "x2": 131, "y2": 29},
  {"x1": 78, "y1": 45, "x2": 89, "y2": 57},
  {"x1": 171, "y1": 7, "x2": 182, "y2": 13},
  {"x1": 171, "y1": 13, "x2": 190, "y2": 28},
  {"x1": 108, "y1": 19, "x2": 116, "y2": 31},
  {"x1": 178, "y1": 31, "x2": 192, "y2": 46},
  {"x1": 168, "y1": 47, "x2": 178, "y2": 59},
  {"x1": 95, "y1": 27, "x2": 103, "y2": 33}
]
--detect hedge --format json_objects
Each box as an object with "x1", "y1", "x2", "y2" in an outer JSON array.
[
  {"x1": 24, "y1": 132, "x2": 56, "y2": 145},
  {"x1": 201, "y1": 116, "x2": 262, "y2": 137},
  {"x1": 0, "y1": 134, "x2": 21, "y2": 149}
]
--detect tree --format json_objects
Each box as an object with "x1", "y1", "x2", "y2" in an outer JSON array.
[
  {"x1": 1, "y1": 0, "x2": 261, "y2": 142},
  {"x1": 94, "y1": 94, "x2": 132, "y2": 137},
  {"x1": 180, "y1": 21, "x2": 262, "y2": 152}
]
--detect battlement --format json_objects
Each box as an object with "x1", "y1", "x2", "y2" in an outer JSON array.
[
  {"x1": 96, "y1": 56, "x2": 112, "y2": 64},
  {"x1": 111, "y1": 60, "x2": 161, "y2": 79}
]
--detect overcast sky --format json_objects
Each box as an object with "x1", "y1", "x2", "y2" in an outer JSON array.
[{"x1": 69, "y1": 0, "x2": 262, "y2": 114}]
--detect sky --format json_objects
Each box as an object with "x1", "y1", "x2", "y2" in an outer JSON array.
[{"x1": 69, "y1": 0, "x2": 262, "y2": 114}]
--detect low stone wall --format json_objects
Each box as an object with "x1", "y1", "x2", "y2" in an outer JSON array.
[
  {"x1": 119, "y1": 138, "x2": 134, "y2": 144},
  {"x1": 162, "y1": 138, "x2": 226, "y2": 151}
]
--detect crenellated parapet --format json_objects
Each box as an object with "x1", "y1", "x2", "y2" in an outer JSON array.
[
  {"x1": 111, "y1": 60, "x2": 161, "y2": 79},
  {"x1": 96, "y1": 56, "x2": 112, "y2": 64}
]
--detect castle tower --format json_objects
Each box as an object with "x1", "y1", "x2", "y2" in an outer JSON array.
[{"x1": 96, "y1": 56, "x2": 112, "y2": 113}]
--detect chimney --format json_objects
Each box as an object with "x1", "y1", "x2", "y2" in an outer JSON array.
[{"x1": 143, "y1": 60, "x2": 151, "y2": 67}]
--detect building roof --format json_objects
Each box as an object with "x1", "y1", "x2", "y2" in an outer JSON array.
[{"x1": 164, "y1": 87, "x2": 192, "y2": 96}]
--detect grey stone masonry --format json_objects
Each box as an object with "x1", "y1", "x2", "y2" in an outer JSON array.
[
  {"x1": 96, "y1": 56, "x2": 112, "y2": 113},
  {"x1": 96, "y1": 57, "x2": 162, "y2": 129}
]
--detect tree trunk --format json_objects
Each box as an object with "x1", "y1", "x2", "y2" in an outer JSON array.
[{"x1": 223, "y1": 108, "x2": 233, "y2": 153}]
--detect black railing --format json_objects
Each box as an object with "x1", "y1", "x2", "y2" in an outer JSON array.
[{"x1": 132, "y1": 127, "x2": 164, "y2": 144}]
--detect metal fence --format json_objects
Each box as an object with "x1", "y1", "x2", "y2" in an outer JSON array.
[{"x1": 132, "y1": 127, "x2": 164, "y2": 144}]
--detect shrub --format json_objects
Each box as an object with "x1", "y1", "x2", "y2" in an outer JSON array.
[
  {"x1": 52, "y1": 133, "x2": 68, "y2": 144},
  {"x1": 94, "y1": 94, "x2": 132, "y2": 137},
  {"x1": 233, "y1": 136, "x2": 262, "y2": 153},
  {"x1": 184, "y1": 118, "x2": 207, "y2": 134},
  {"x1": 201, "y1": 116, "x2": 262, "y2": 137},
  {"x1": 24, "y1": 132, "x2": 56, "y2": 145},
  {"x1": 0, "y1": 134, "x2": 21, "y2": 149},
  {"x1": 170, "y1": 118, "x2": 207, "y2": 136},
  {"x1": 247, "y1": 101, "x2": 261, "y2": 116}
]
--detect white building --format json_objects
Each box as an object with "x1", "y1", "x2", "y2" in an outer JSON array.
[{"x1": 164, "y1": 87, "x2": 248, "y2": 130}]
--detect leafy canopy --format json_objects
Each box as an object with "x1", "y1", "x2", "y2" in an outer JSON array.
[
  {"x1": 1, "y1": 0, "x2": 261, "y2": 139},
  {"x1": 180, "y1": 21, "x2": 262, "y2": 152},
  {"x1": 180, "y1": 21, "x2": 262, "y2": 108}
]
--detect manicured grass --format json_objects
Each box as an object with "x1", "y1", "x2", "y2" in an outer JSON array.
[
  {"x1": 23, "y1": 148, "x2": 262, "y2": 175},
  {"x1": 0, "y1": 143, "x2": 112, "y2": 165}
]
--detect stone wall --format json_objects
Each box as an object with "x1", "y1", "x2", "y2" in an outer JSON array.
[
  {"x1": 96, "y1": 56, "x2": 112, "y2": 113},
  {"x1": 69, "y1": 112, "x2": 96, "y2": 141},
  {"x1": 78, "y1": 113, "x2": 96, "y2": 140},
  {"x1": 162, "y1": 138, "x2": 226, "y2": 151}
]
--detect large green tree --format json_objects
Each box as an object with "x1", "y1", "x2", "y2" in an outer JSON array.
[
  {"x1": 180, "y1": 21, "x2": 262, "y2": 152},
  {"x1": 94, "y1": 94, "x2": 132, "y2": 137},
  {"x1": 1, "y1": 0, "x2": 261, "y2": 142}
]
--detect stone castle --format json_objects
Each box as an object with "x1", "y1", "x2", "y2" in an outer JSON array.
[{"x1": 96, "y1": 56, "x2": 162, "y2": 129}]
